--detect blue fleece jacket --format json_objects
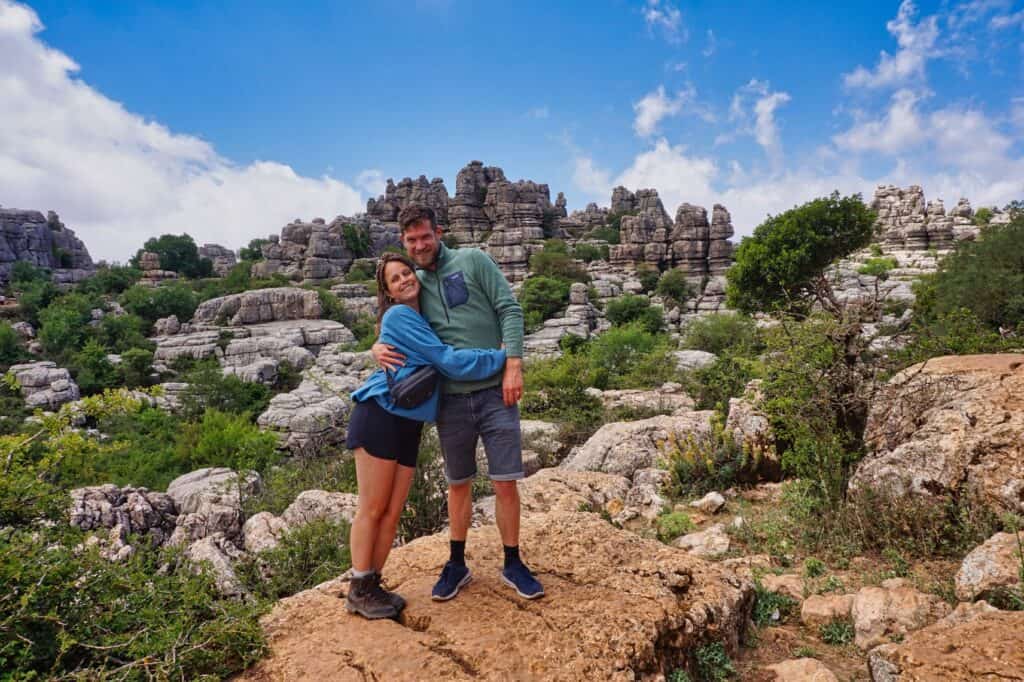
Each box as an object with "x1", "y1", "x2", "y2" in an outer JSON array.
[{"x1": 350, "y1": 304, "x2": 506, "y2": 422}]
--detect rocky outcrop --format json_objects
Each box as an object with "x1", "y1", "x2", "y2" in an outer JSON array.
[
  {"x1": 0, "y1": 208, "x2": 95, "y2": 285},
  {"x1": 367, "y1": 175, "x2": 450, "y2": 226},
  {"x1": 870, "y1": 185, "x2": 996, "y2": 249},
  {"x1": 69, "y1": 484, "x2": 178, "y2": 545},
  {"x1": 724, "y1": 380, "x2": 782, "y2": 482},
  {"x1": 586, "y1": 383, "x2": 695, "y2": 416},
  {"x1": 329, "y1": 282, "x2": 377, "y2": 318},
  {"x1": 191, "y1": 287, "x2": 321, "y2": 326},
  {"x1": 764, "y1": 658, "x2": 839, "y2": 681},
  {"x1": 137, "y1": 250, "x2": 178, "y2": 286},
  {"x1": 560, "y1": 202, "x2": 609, "y2": 237},
  {"x1": 867, "y1": 608, "x2": 1024, "y2": 681},
  {"x1": 198, "y1": 243, "x2": 237, "y2": 277},
  {"x1": 166, "y1": 467, "x2": 260, "y2": 547},
  {"x1": 850, "y1": 354, "x2": 1024, "y2": 515},
  {"x1": 850, "y1": 578, "x2": 950, "y2": 650},
  {"x1": 238, "y1": 511, "x2": 754, "y2": 681},
  {"x1": 522, "y1": 282, "x2": 604, "y2": 357},
  {"x1": 7, "y1": 361, "x2": 80, "y2": 410},
  {"x1": 955, "y1": 532, "x2": 1024, "y2": 602},
  {"x1": 242, "y1": 490, "x2": 359, "y2": 553}
]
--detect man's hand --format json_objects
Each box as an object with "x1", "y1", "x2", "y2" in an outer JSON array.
[
  {"x1": 371, "y1": 343, "x2": 406, "y2": 372},
  {"x1": 502, "y1": 357, "x2": 524, "y2": 406}
]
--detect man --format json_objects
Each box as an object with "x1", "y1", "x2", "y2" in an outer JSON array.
[{"x1": 372, "y1": 205, "x2": 543, "y2": 601}]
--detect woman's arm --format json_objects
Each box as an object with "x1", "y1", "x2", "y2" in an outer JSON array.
[{"x1": 383, "y1": 306, "x2": 506, "y2": 381}]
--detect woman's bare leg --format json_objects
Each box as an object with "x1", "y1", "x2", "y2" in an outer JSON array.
[
  {"x1": 372, "y1": 464, "x2": 416, "y2": 571},
  {"x1": 350, "y1": 448, "x2": 398, "y2": 572}
]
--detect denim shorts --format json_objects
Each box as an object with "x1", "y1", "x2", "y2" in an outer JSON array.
[{"x1": 436, "y1": 386, "x2": 523, "y2": 485}]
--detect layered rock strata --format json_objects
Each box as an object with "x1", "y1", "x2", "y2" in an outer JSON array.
[
  {"x1": 0, "y1": 208, "x2": 95, "y2": 285},
  {"x1": 198, "y1": 243, "x2": 237, "y2": 276},
  {"x1": 8, "y1": 361, "x2": 81, "y2": 409},
  {"x1": 367, "y1": 175, "x2": 449, "y2": 226},
  {"x1": 871, "y1": 185, "x2": 982, "y2": 249}
]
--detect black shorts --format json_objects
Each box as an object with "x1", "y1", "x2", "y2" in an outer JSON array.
[{"x1": 345, "y1": 398, "x2": 423, "y2": 468}]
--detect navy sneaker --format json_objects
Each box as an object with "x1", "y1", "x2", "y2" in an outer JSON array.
[
  {"x1": 431, "y1": 561, "x2": 472, "y2": 601},
  {"x1": 501, "y1": 562, "x2": 545, "y2": 599}
]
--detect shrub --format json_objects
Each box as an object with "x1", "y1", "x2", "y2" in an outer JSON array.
[
  {"x1": 132, "y1": 233, "x2": 213, "y2": 278},
  {"x1": 588, "y1": 225, "x2": 620, "y2": 244},
  {"x1": 656, "y1": 268, "x2": 694, "y2": 309},
  {"x1": 857, "y1": 256, "x2": 899, "y2": 279},
  {"x1": 120, "y1": 281, "x2": 200, "y2": 328},
  {"x1": 819, "y1": 618, "x2": 854, "y2": 646},
  {"x1": 973, "y1": 207, "x2": 993, "y2": 226},
  {"x1": 572, "y1": 243, "x2": 608, "y2": 263},
  {"x1": 689, "y1": 355, "x2": 760, "y2": 414},
  {"x1": 636, "y1": 265, "x2": 660, "y2": 294},
  {"x1": 519, "y1": 275, "x2": 570, "y2": 331},
  {"x1": 95, "y1": 312, "x2": 154, "y2": 353},
  {"x1": 694, "y1": 641, "x2": 735, "y2": 681},
  {"x1": 10, "y1": 261, "x2": 50, "y2": 287},
  {"x1": 11, "y1": 278, "x2": 60, "y2": 327},
  {"x1": 528, "y1": 249, "x2": 589, "y2": 284},
  {"x1": 74, "y1": 407, "x2": 184, "y2": 489},
  {"x1": 681, "y1": 314, "x2": 762, "y2": 357},
  {"x1": 244, "y1": 455, "x2": 357, "y2": 516},
  {"x1": 752, "y1": 582, "x2": 799, "y2": 627},
  {"x1": 37, "y1": 293, "x2": 95, "y2": 358},
  {"x1": 0, "y1": 321, "x2": 28, "y2": 368},
  {"x1": 178, "y1": 361, "x2": 271, "y2": 421},
  {"x1": 587, "y1": 324, "x2": 666, "y2": 389},
  {"x1": 70, "y1": 339, "x2": 119, "y2": 395},
  {"x1": 0, "y1": 374, "x2": 30, "y2": 436},
  {"x1": 656, "y1": 511, "x2": 695, "y2": 542},
  {"x1": 604, "y1": 295, "x2": 663, "y2": 334},
  {"x1": 237, "y1": 520, "x2": 352, "y2": 600},
  {"x1": 346, "y1": 259, "x2": 376, "y2": 282},
  {"x1": 665, "y1": 418, "x2": 756, "y2": 497},
  {"x1": 239, "y1": 237, "x2": 268, "y2": 262},
  {"x1": 75, "y1": 264, "x2": 142, "y2": 296},
  {"x1": 342, "y1": 223, "x2": 371, "y2": 257},
  {"x1": 176, "y1": 409, "x2": 281, "y2": 473},
  {"x1": 120, "y1": 347, "x2": 154, "y2": 388}
]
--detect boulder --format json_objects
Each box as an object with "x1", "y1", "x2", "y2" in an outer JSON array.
[
  {"x1": 673, "y1": 523, "x2": 730, "y2": 558},
  {"x1": 724, "y1": 380, "x2": 781, "y2": 481},
  {"x1": 165, "y1": 468, "x2": 260, "y2": 545},
  {"x1": 69, "y1": 484, "x2": 177, "y2": 545},
  {"x1": 237, "y1": 511, "x2": 754, "y2": 681},
  {"x1": 800, "y1": 594, "x2": 854, "y2": 627},
  {"x1": 867, "y1": 609, "x2": 1024, "y2": 681},
  {"x1": 850, "y1": 579, "x2": 950, "y2": 650},
  {"x1": 281, "y1": 490, "x2": 359, "y2": 527},
  {"x1": 850, "y1": 354, "x2": 1024, "y2": 515},
  {"x1": 764, "y1": 658, "x2": 838, "y2": 681},
  {"x1": 672, "y1": 350, "x2": 717, "y2": 372},
  {"x1": 690, "y1": 491, "x2": 726, "y2": 514},
  {"x1": 761, "y1": 574, "x2": 805, "y2": 602},
  {"x1": 8, "y1": 361, "x2": 80, "y2": 410},
  {"x1": 191, "y1": 287, "x2": 322, "y2": 326},
  {"x1": 561, "y1": 412, "x2": 714, "y2": 479},
  {"x1": 954, "y1": 532, "x2": 1024, "y2": 601},
  {"x1": 588, "y1": 384, "x2": 695, "y2": 416},
  {"x1": 187, "y1": 532, "x2": 246, "y2": 597},
  {"x1": 242, "y1": 511, "x2": 290, "y2": 554}
]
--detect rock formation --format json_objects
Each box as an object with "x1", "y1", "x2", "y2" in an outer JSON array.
[
  {"x1": 137, "y1": 250, "x2": 178, "y2": 286},
  {"x1": 198, "y1": 243, "x2": 237, "y2": 277},
  {"x1": 8, "y1": 361, "x2": 81, "y2": 409},
  {"x1": 191, "y1": 287, "x2": 322, "y2": 326},
  {"x1": 0, "y1": 208, "x2": 95, "y2": 285},
  {"x1": 850, "y1": 354, "x2": 1024, "y2": 515},
  {"x1": 367, "y1": 175, "x2": 449, "y2": 226},
  {"x1": 871, "y1": 185, "x2": 979, "y2": 249}
]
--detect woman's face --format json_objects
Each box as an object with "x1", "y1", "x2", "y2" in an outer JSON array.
[{"x1": 384, "y1": 260, "x2": 420, "y2": 305}]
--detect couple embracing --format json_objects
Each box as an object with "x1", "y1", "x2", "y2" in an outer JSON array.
[{"x1": 344, "y1": 205, "x2": 543, "y2": 620}]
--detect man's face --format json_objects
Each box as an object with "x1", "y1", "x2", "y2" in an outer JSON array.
[{"x1": 401, "y1": 220, "x2": 442, "y2": 269}]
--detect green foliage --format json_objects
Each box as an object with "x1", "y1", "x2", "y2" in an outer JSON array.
[
  {"x1": 176, "y1": 409, "x2": 281, "y2": 473},
  {"x1": 398, "y1": 433, "x2": 453, "y2": 542},
  {"x1": 120, "y1": 347, "x2": 155, "y2": 388},
  {"x1": 239, "y1": 237, "x2": 269, "y2": 262},
  {"x1": 67, "y1": 407, "x2": 182, "y2": 490},
  {"x1": 10, "y1": 261, "x2": 50, "y2": 287},
  {"x1": 587, "y1": 324, "x2": 672, "y2": 389},
  {"x1": 869, "y1": 243, "x2": 884, "y2": 257},
  {"x1": 70, "y1": 339, "x2": 119, "y2": 395},
  {"x1": 656, "y1": 511, "x2": 695, "y2": 542},
  {"x1": 243, "y1": 455, "x2": 357, "y2": 516},
  {"x1": 694, "y1": 641, "x2": 735, "y2": 681},
  {"x1": 133, "y1": 233, "x2": 213, "y2": 278},
  {"x1": 572, "y1": 242, "x2": 608, "y2": 263},
  {"x1": 0, "y1": 322, "x2": 28, "y2": 369},
  {"x1": 95, "y1": 312, "x2": 154, "y2": 354},
  {"x1": 178, "y1": 361, "x2": 272, "y2": 421},
  {"x1": 898, "y1": 307, "x2": 1016, "y2": 373},
  {"x1": 973, "y1": 207, "x2": 993, "y2": 226},
  {"x1": 804, "y1": 557, "x2": 826, "y2": 578},
  {"x1": 346, "y1": 259, "x2": 376, "y2": 282},
  {"x1": 237, "y1": 520, "x2": 352, "y2": 601},
  {"x1": 37, "y1": 292, "x2": 95, "y2": 358},
  {"x1": 528, "y1": 248, "x2": 589, "y2": 284},
  {"x1": 75, "y1": 264, "x2": 142, "y2": 297},
  {"x1": 668, "y1": 670, "x2": 693, "y2": 682},
  {"x1": 916, "y1": 219, "x2": 1024, "y2": 330},
  {"x1": 588, "y1": 225, "x2": 621, "y2": 244},
  {"x1": 342, "y1": 223, "x2": 372, "y2": 257},
  {"x1": 726, "y1": 192, "x2": 875, "y2": 314},
  {"x1": 681, "y1": 314, "x2": 762, "y2": 357},
  {"x1": 0, "y1": 376, "x2": 29, "y2": 436},
  {"x1": 636, "y1": 265, "x2": 660, "y2": 294},
  {"x1": 604, "y1": 295, "x2": 663, "y2": 334},
  {"x1": 312, "y1": 287, "x2": 376, "y2": 349},
  {"x1": 519, "y1": 275, "x2": 570, "y2": 331},
  {"x1": 0, "y1": 529, "x2": 267, "y2": 680},
  {"x1": 857, "y1": 256, "x2": 899, "y2": 279},
  {"x1": 752, "y1": 582, "x2": 798, "y2": 627},
  {"x1": 688, "y1": 355, "x2": 760, "y2": 415},
  {"x1": 120, "y1": 281, "x2": 200, "y2": 328},
  {"x1": 819, "y1": 618, "x2": 854, "y2": 646},
  {"x1": 665, "y1": 417, "x2": 756, "y2": 497},
  {"x1": 656, "y1": 268, "x2": 694, "y2": 309}
]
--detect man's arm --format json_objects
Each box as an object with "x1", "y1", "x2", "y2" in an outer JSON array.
[
  {"x1": 474, "y1": 251, "x2": 525, "y2": 406},
  {"x1": 370, "y1": 342, "x2": 406, "y2": 371}
]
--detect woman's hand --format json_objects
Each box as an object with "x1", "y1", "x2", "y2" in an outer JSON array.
[{"x1": 371, "y1": 343, "x2": 406, "y2": 371}]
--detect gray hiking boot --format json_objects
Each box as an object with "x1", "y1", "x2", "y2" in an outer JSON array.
[
  {"x1": 374, "y1": 572, "x2": 406, "y2": 612},
  {"x1": 345, "y1": 574, "x2": 398, "y2": 620}
]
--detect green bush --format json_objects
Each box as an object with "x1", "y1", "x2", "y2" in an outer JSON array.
[
  {"x1": 752, "y1": 582, "x2": 798, "y2": 627},
  {"x1": 75, "y1": 264, "x2": 142, "y2": 296},
  {"x1": 0, "y1": 375, "x2": 30, "y2": 436},
  {"x1": 656, "y1": 269, "x2": 694, "y2": 309},
  {"x1": 587, "y1": 324, "x2": 668, "y2": 389},
  {"x1": 239, "y1": 238, "x2": 268, "y2": 262},
  {"x1": 132, "y1": 233, "x2": 213, "y2": 278},
  {"x1": 665, "y1": 418, "x2": 756, "y2": 497},
  {"x1": 694, "y1": 641, "x2": 735, "y2": 681},
  {"x1": 70, "y1": 339, "x2": 119, "y2": 395},
  {"x1": 682, "y1": 314, "x2": 762, "y2": 357},
  {"x1": 588, "y1": 225, "x2": 620, "y2": 244},
  {"x1": 342, "y1": 223, "x2": 372, "y2": 257},
  {"x1": 120, "y1": 347, "x2": 154, "y2": 388},
  {"x1": 857, "y1": 256, "x2": 899, "y2": 279},
  {"x1": 819, "y1": 618, "x2": 854, "y2": 646},
  {"x1": 689, "y1": 355, "x2": 760, "y2": 414},
  {"x1": 804, "y1": 557, "x2": 826, "y2": 578},
  {"x1": 37, "y1": 292, "x2": 96, "y2": 358},
  {"x1": 528, "y1": 249, "x2": 589, "y2": 284},
  {"x1": 0, "y1": 321, "x2": 28, "y2": 368},
  {"x1": 10, "y1": 261, "x2": 50, "y2": 287},
  {"x1": 519, "y1": 275, "x2": 571, "y2": 331},
  {"x1": 346, "y1": 260, "x2": 376, "y2": 282},
  {"x1": 178, "y1": 361, "x2": 272, "y2": 421},
  {"x1": 572, "y1": 243, "x2": 608, "y2": 263},
  {"x1": 95, "y1": 312, "x2": 154, "y2": 354},
  {"x1": 656, "y1": 511, "x2": 695, "y2": 542},
  {"x1": 176, "y1": 409, "x2": 281, "y2": 473},
  {"x1": 120, "y1": 281, "x2": 200, "y2": 328},
  {"x1": 636, "y1": 265, "x2": 660, "y2": 294},
  {"x1": 604, "y1": 295, "x2": 663, "y2": 334},
  {"x1": 973, "y1": 207, "x2": 993, "y2": 226},
  {"x1": 237, "y1": 520, "x2": 352, "y2": 601},
  {"x1": 244, "y1": 455, "x2": 357, "y2": 516}
]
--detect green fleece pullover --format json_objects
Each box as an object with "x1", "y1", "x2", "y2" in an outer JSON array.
[{"x1": 415, "y1": 243, "x2": 524, "y2": 394}]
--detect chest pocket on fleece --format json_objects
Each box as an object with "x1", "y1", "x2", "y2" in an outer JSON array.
[{"x1": 443, "y1": 271, "x2": 470, "y2": 308}]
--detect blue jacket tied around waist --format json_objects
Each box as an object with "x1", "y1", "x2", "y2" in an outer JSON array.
[{"x1": 350, "y1": 304, "x2": 507, "y2": 422}]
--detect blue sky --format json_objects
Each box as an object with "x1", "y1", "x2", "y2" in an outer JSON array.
[{"x1": 2, "y1": 0, "x2": 1022, "y2": 261}]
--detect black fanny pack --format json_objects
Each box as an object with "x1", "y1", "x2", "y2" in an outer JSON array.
[{"x1": 386, "y1": 366, "x2": 440, "y2": 409}]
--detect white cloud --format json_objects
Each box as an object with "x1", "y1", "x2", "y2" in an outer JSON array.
[
  {"x1": 525, "y1": 106, "x2": 550, "y2": 119},
  {"x1": 571, "y1": 155, "x2": 614, "y2": 198},
  {"x1": 729, "y1": 79, "x2": 791, "y2": 167},
  {"x1": 614, "y1": 139, "x2": 717, "y2": 216},
  {"x1": 991, "y1": 8, "x2": 1024, "y2": 28},
  {"x1": 0, "y1": 0, "x2": 365, "y2": 263},
  {"x1": 929, "y1": 106, "x2": 1014, "y2": 168},
  {"x1": 355, "y1": 169, "x2": 386, "y2": 196},
  {"x1": 642, "y1": 0, "x2": 686, "y2": 44},
  {"x1": 633, "y1": 84, "x2": 714, "y2": 138},
  {"x1": 843, "y1": 1, "x2": 939, "y2": 89},
  {"x1": 833, "y1": 89, "x2": 927, "y2": 153},
  {"x1": 702, "y1": 29, "x2": 717, "y2": 57}
]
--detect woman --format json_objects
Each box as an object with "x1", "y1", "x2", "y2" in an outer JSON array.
[{"x1": 344, "y1": 252, "x2": 506, "y2": 620}]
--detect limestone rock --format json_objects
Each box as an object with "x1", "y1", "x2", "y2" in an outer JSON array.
[
  {"x1": 672, "y1": 349, "x2": 717, "y2": 372},
  {"x1": 725, "y1": 379, "x2": 781, "y2": 482},
  {"x1": 367, "y1": 175, "x2": 450, "y2": 226},
  {"x1": 198, "y1": 243, "x2": 237, "y2": 277},
  {"x1": 762, "y1": 574, "x2": 806, "y2": 602},
  {"x1": 800, "y1": 594, "x2": 854, "y2": 627},
  {"x1": 764, "y1": 658, "x2": 838, "y2": 681},
  {"x1": 673, "y1": 523, "x2": 730, "y2": 557},
  {"x1": 8, "y1": 361, "x2": 80, "y2": 409},
  {"x1": 242, "y1": 511, "x2": 290, "y2": 554},
  {"x1": 69, "y1": 484, "x2": 177, "y2": 545},
  {"x1": 473, "y1": 468, "x2": 631, "y2": 526},
  {"x1": 850, "y1": 579, "x2": 950, "y2": 650},
  {"x1": 281, "y1": 490, "x2": 359, "y2": 527},
  {"x1": 850, "y1": 354, "x2": 1024, "y2": 515},
  {"x1": 187, "y1": 532, "x2": 246, "y2": 597},
  {"x1": 237, "y1": 511, "x2": 754, "y2": 681},
  {"x1": 165, "y1": 468, "x2": 259, "y2": 544},
  {"x1": 0, "y1": 208, "x2": 95, "y2": 285},
  {"x1": 561, "y1": 412, "x2": 714, "y2": 479},
  {"x1": 867, "y1": 609, "x2": 1024, "y2": 681},
  {"x1": 690, "y1": 491, "x2": 726, "y2": 514},
  {"x1": 955, "y1": 532, "x2": 1024, "y2": 601},
  {"x1": 192, "y1": 287, "x2": 322, "y2": 326}
]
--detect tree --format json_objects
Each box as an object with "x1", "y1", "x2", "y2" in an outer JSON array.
[
  {"x1": 519, "y1": 276, "x2": 570, "y2": 331},
  {"x1": 726, "y1": 192, "x2": 876, "y2": 315},
  {"x1": 604, "y1": 295, "x2": 663, "y2": 334},
  {"x1": 119, "y1": 282, "x2": 199, "y2": 328},
  {"x1": 655, "y1": 269, "x2": 694, "y2": 309},
  {"x1": 238, "y1": 238, "x2": 269, "y2": 262},
  {"x1": 132, "y1": 234, "x2": 213, "y2": 278}
]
